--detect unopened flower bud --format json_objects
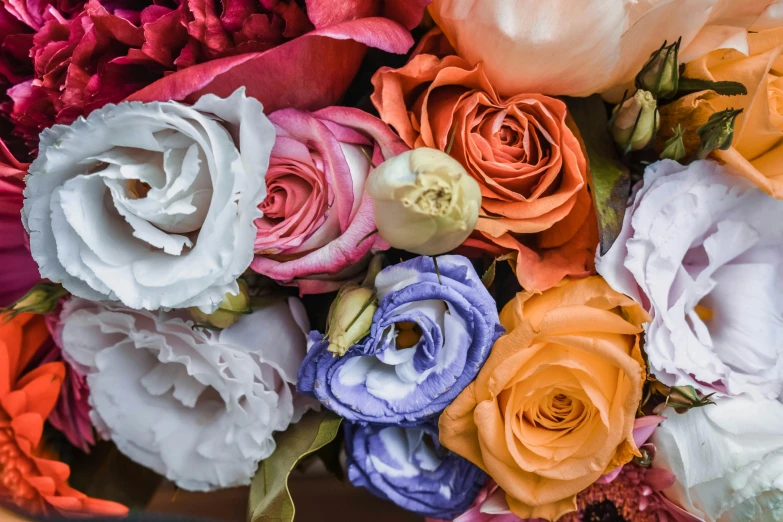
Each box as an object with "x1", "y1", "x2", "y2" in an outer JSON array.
[
  {"x1": 636, "y1": 39, "x2": 680, "y2": 100},
  {"x1": 189, "y1": 279, "x2": 251, "y2": 329},
  {"x1": 326, "y1": 283, "x2": 377, "y2": 356},
  {"x1": 367, "y1": 148, "x2": 481, "y2": 256},
  {"x1": 666, "y1": 385, "x2": 716, "y2": 414},
  {"x1": 3, "y1": 283, "x2": 68, "y2": 319},
  {"x1": 696, "y1": 108, "x2": 742, "y2": 159},
  {"x1": 660, "y1": 124, "x2": 686, "y2": 161},
  {"x1": 610, "y1": 90, "x2": 659, "y2": 153}
]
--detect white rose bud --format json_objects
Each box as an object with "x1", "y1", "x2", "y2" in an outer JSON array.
[
  {"x1": 610, "y1": 89, "x2": 659, "y2": 152},
  {"x1": 367, "y1": 148, "x2": 481, "y2": 256},
  {"x1": 326, "y1": 283, "x2": 377, "y2": 356}
]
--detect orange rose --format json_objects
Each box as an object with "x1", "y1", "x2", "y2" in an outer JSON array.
[
  {"x1": 438, "y1": 277, "x2": 648, "y2": 521},
  {"x1": 371, "y1": 54, "x2": 597, "y2": 291}
]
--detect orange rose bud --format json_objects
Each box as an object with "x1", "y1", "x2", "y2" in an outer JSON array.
[{"x1": 438, "y1": 277, "x2": 648, "y2": 521}]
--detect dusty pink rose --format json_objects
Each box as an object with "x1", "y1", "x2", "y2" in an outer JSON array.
[
  {"x1": 251, "y1": 107, "x2": 408, "y2": 293},
  {"x1": 6, "y1": 0, "x2": 427, "y2": 145}
]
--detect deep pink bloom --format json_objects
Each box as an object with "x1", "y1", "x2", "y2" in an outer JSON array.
[
  {"x1": 0, "y1": 140, "x2": 40, "y2": 307},
  {"x1": 6, "y1": 0, "x2": 429, "y2": 145},
  {"x1": 251, "y1": 107, "x2": 408, "y2": 293}
]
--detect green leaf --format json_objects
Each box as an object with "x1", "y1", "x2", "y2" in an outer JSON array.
[
  {"x1": 248, "y1": 410, "x2": 342, "y2": 522},
  {"x1": 481, "y1": 259, "x2": 496, "y2": 289},
  {"x1": 677, "y1": 78, "x2": 747, "y2": 97},
  {"x1": 565, "y1": 95, "x2": 631, "y2": 255}
]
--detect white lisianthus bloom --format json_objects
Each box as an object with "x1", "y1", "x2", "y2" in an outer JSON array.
[
  {"x1": 23, "y1": 88, "x2": 274, "y2": 311},
  {"x1": 652, "y1": 397, "x2": 783, "y2": 522},
  {"x1": 596, "y1": 160, "x2": 783, "y2": 400},
  {"x1": 59, "y1": 296, "x2": 316, "y2": 491}
]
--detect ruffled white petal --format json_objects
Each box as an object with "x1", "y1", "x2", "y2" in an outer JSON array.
[
  {"x1": 22, "y1": 88, "x2": 274, "y2": 312},
  {"x1": 60, "y1": 297, "x2": 316, "y2": 491},
  {"x1": 597, "y1": 160, "x2": 783, "y2": 400}
]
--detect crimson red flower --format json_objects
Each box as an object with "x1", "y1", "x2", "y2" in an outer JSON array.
[{"x1": 6, "y1": 0, "x2": 429, "y2": 146}]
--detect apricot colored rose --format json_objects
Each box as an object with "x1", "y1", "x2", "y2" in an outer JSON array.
[
  {"x1": 371, "y1": 54, "x2": 597, "y2": 291},
  {"x1": 660, "y1": 27, "x2": 783, "y2": 198},
  {"x1": 438, "y1": 277, "x2": 648, "y2": 521}
]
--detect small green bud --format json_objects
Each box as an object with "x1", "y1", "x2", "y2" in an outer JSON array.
[
  {"x1": 667, "y1": 385, "x2": 716, "y2": 414},
  {"x1": 636, "y1": 39, "x2": 681, "y2": 100},
  {"x1": 696, "y1": 108, "x2": 743, "y2": 159},
  {"x1": 325, "y1": 283, "x2": 377, "y2": 356},
  {"x1": 660, "y1": 124, "x2": 687, "y2": 161},
  {"x1": 610, "y1": 90, "x2": 660, "y2": 153},
  {"x1": 189, "y1": 279, "x2": 251, "y2": 329},
  {"x1": 3, "y1": 283, "x2": 68, "y2": 320}
]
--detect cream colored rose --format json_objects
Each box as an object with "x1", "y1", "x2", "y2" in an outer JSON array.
[{"x1": 367, "y1": 148, "x2": 481, "y2": 255}]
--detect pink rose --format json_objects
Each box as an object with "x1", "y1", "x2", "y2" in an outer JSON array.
[{"x1": 251, "y1": 107, "x2": 408, "y2": 293}]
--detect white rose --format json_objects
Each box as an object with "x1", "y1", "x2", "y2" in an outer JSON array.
[
  {"x1": 596, "y1": 160, "x2": 783, "y2": 400},
  {"x1": 652, "y1": 397, "x2": 783, "y2": 522},
  {"x1": 23, "y1": 88, "x2": 274, "y2": 311},
  {"x1": 367, "y1": 148, "x2": 481, "y2": 255},
  {"x1": 59, "y1": 296, "x2": 316, "y2": 491}
]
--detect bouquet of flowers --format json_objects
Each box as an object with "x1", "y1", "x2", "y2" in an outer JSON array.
[{"x1": 1, "y1": 1, "x2": 782, "y2": 521}]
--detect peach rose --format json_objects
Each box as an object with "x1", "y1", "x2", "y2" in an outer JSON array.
[
  {"x1": 438, "y1": 277, "x2": 648, "y2": 521},
  {"x1": 371, "y1": 54, "x2": 597, "y2": 291},
  {"x1": 660, "y1": 26, "x2": 783, "y2": 198}
]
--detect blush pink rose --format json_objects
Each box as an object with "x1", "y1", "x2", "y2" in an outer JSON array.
[{"x1": 251, "y1": 107, "x2": 408, "y2": 293}]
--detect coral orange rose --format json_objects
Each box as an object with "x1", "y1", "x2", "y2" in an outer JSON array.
[
  {"x1": 371, "y1": 54, "x2": 597, "y2": 291},
  {"x1": 438, "y1": 277, "x2": 648, "y2": 521},
  {"x1": 0, "y1": 313, "x2": 127, "y2": 518},
  {"x1": 660, "y1": 26, "x2": 783, "y2": 198}
]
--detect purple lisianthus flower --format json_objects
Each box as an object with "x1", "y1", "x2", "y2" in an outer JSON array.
[
  {"x1": 344, "y1": 421, "x2": 486, "y2": 519},
  {"x1": 297, "y1": 255, "x2": 502, "y2": 425}
]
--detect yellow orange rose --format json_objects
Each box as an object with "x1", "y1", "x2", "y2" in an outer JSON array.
[
  {"x1": 438, "y1": 277, "x2": 648, "y2": 521},
  {"x1": 660, "y1": 27, "x2": 783, "y2": 198}
]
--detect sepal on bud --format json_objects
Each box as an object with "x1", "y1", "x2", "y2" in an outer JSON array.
[
  {"x1": 2, "y1": 283, "x2": 69, "y2": 320},
  {"x1": 188, "y1": 279, "x2": 251, "y2": 329},
  {"x1": 696, "y1": 108, "x2": 743, "y2": 159},
  {"x1": 636, "y1": 38, "x2": 680, "y2": 100},
  {"x1": 325, "y1": 283, "x2": 377, "y2": 356},
  {"x1": 660, "y1": 124, "x2": 687, "y2": 161}
]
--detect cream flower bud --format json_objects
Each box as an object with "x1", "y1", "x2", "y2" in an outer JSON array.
[
  {"x1": 610, "y1": 90, "x2": 659, "y2": 152},
  {"x1": 189, "y1": 279, "x2": 251, "y2": 329},
  {"x1": 326, "y1": 283, "x2": 377, "y2": 356},
  {"x1": 367, "y1": 148, "x2": 481, "y2": 255}
]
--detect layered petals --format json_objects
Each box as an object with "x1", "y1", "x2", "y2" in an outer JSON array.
[
  {"x1": 0, "y1": 313, "x2": 127, "y2": 518},
  {"x1": 371, "y1": 54, "x2": 595, "y2": 290},
  {"x1": 59, "y1": 296, "x2": 316, "y2": 491},
  {"x1": 439, "y1": 277, "x2": 647, "y2": 521},
  {"x1": 298, "y1": 255, "x2": 503, "y2": 425},
  {"x1": 427, "y1": 0, "x2": 783, "y2": 98},
  {"x1": 250, "y1": 107, "x2": 407, "y2": 293},
  {"x1": 597, "y1": 160, "x2": 783, "y2": 400}
]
